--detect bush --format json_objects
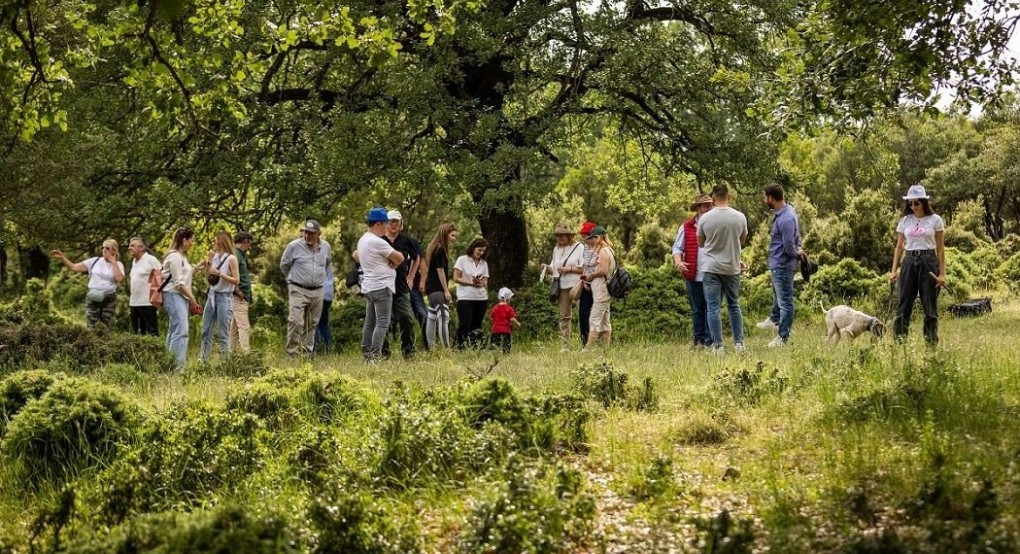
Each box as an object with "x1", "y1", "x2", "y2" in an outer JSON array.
[
  {"x1": 198, "y1": 350, "x2": 271, "y2": 379},
  {"x1": 1, "y1": 378, "x2": 141, "y2": 485},
  {"x1": 712, "y1": 361, "x2": 789, "y2": 406},
  {"x1": 225, "y1": 382, "x2": 297, "y2": 428},
  {"x1": 610, "y1": 264, "x2": 687, "y2": 342},
  {"x1": 801, "y1": 258, "x2": 888, "y2": 315},
  {"x1": 0, "y1": 369, "x2": 62, "y2": 437},
  {"x1": 461, "y1": 378, "x2": 590, "y2": 451},
  {"x1": 570, "y1": 362, "x2": 657, "y2": 411},
  {"x1": 309, "y1": 488, "x2": 422, "y2": 554},
  {"x1": 0, "y1": 279, "x2": 67, "y2": 326},
  {"x1": 62, "y1": 504, "x2": 298, "y2": 554},
  {"x1": 87, "y1": 402, "x2": 267, "y2": 521},
  {"x1": 626, "y1": 223, "x2": 672, "y2": 268},
  {"x1": 459, "y1": 459, "x2": 597, "y2": 553},
  {"x1": 996, "y1": 251, "x2": 1020, "y2": 295},
  {"x1": 0, "y1": 324, "x2": 174, "y2": 374}
]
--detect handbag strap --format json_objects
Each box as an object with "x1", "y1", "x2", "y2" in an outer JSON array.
[{"x1": 213, "y1": 253, "x2": 229, "y2": 272}]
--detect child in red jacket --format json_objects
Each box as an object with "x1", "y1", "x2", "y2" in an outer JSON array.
[{"x1": 490, "y1": 287, "x2": 521, "y2": 353}]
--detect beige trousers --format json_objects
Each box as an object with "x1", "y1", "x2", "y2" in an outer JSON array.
[
  {"x1": 228, "y1": 296, "x2": 251, "y2": 353},
  {"x1": 557, "y1": 288, "x2": 574, "y2": 345},
  {"x1": 286, "y1": 285, "x2": 323, "y2": 355}
]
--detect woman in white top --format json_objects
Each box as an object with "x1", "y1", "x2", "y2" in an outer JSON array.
[
  {"x1": 890, "y1": 185, "x2": 947, "y2": 344},
  {"x1": 197, "y1": 231, "x2": 240, "y2": 362},
  {"x1": 162, "y1": 227, "x2": 201, "y2": 369},
  {"x1": 50, "y1": 238, "x2": 125, "y2": 329},
  {"x1": 453, "y1": 238, "x2": 490, "y2": 348},
  {"x1": 541, "y1": 223, "x2": 584, "y2": 351}
]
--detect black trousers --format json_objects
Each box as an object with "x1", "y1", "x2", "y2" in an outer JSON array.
[
  {"x1": 384, "y1": 292, "x2": 417, "y2": 358},
  {"x1": 894, "y1": 252, "x2": 940, "y2": 344},
  {"x1": 130, "y1": 305, "x2": 159, "y2": 336},
  {"x1": 455, "y1": 299, "x2": 488, "y2": 348},
  {"x1": 578, "y1": 287, "x2": 593, "y2": 346},
  {"x1": 491, "y1": 333, "x2": 512, "y2": 353}
]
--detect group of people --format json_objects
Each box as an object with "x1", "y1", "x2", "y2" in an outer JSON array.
[
  {"x1": 668, "y1": 182, "x2": 947, "y2": 353},
  {"x1": 52, "y1": 229, "x2": 255, "y2": 369},
  {"x1": 48, "y1": 182, "x2": 948, "y2": 368}
]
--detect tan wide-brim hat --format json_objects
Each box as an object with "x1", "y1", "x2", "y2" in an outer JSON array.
[
  {"x1": 553, "y1": 222, "x2": 574, "y2": 236},
  {"x1": 689, "y1": 194, "x2": 713, "y2": 211}
]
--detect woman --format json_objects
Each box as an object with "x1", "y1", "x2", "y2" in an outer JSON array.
[
  {"x1": 162, "y1": 227, "x2": 202, "y2": 369},
  {"x1": 890, "y1": 185, "x2": 946, "y2": 344},
  {"x1": 197, "y1": 231, "x2": 239, "y2": 362},
  {"x1": 422, "y1": 223, "x2": 457, "y2": 349},
  {"x1": 542, "y1": 223, "x2": 584, "y2": 351},
  {"x1": 453, "y1": 238, "x2": 490, "y2": 348},
  {"x1": 50, "y1": 238, "x2": 125, "y2": 329},
  {"x1": 581, "y1": 226, "x2": 616, "y2": 349}
]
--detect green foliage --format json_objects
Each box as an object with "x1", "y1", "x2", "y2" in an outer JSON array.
[
  {"x1": 713, "y1": 361, "x2": 789, "y2": 406},
  {"x1": 0, "y1": 369, "x2": 61, "y2": 437},
  {"x1": 610, "y1": 265, "x2": 687, "y2": 342},
  {"x1": 570, "y1": 362, "x2": 657, "y2": 411},
  {"x1": 626, "y1": 224, "x2": 672, "y2": 268},
  {"x1": 224, "y1": 382, "x2": 297, "y2": 429},
  {"x1": 62, "y1": 504, "x2": 298, "y2": 554},
  {"x1": 0, "y1": 324, "x2": 174, "y2": 374},
  {"x1": 693, "y1": 509, "x2": 755, "y2": 554},
  {"x1": 627, "y1": 455, "x2": 676, "y2": 502},
  {"x1": 806, "y1": 189, "x2": 896, "y2": 273},
  {"x1": 996, "y1": 252, "x2": 1020, "y2": 295},
  {"x1": 1, "y1": 378, "x2": 141, "y2": 485},
  {"x1": 87, "y1": 403, "x2": 266, "y2": 522},
  {"x1": 0, "y1": 279, "x2": 66, "y2": 326},
  {"x1": 308, "y1": 488, "x2": 422, "y2": 554},
  {"x1": 197, "y1": 351, "x2": 271, "y2": 379},
  {"x1": 459, "y1": 459, "x2": 596, "y2": 554},
  {"x1": 801, "y1": 258, "x2": 888, "y2": 314}
]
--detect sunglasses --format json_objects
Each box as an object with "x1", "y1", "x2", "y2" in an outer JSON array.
[{"x1": 909, "y1": 200, "x2": 924, "y2": 207}]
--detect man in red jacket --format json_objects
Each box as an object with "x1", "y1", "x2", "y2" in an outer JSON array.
[{"x1": 671, "y1": 195, "x2": 714, "y2": 348}]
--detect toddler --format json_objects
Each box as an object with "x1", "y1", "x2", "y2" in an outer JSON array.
[{"x1": 490, "y1": 287, "x2": 521, "y2": 353}]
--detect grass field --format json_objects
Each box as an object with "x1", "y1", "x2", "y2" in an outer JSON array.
[{"x1": 2, "y1": 297, "x2": 1019, "y2": 552}]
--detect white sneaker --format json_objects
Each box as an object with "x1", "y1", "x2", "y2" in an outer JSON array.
[
  {"x1": 711, "y1": 346, "x2": 725, "y2": 356},
  {"x1": 560, "y1": 347, "x2": 571, "y2": 353},
  {"x1": 756, "y1": 318, "x2": 778, "y2": 331},
  {"x1": 767, "y1": 336, "x2": 787, "y2": 348},
  {"x1": 734, "y1": 343, "x2": 746, "y2": 353}
]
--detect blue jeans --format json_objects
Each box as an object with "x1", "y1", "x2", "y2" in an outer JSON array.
[
  {"x1": 164, "y1": 291, "x2": 190, "y2": 369},
  {"x1": 362, "y1": 288, "x2": 393, "y2": 360},
  {"x1": 703, "y1": 272, "x2": 745, "y2": 347},
  {"x1": 685, "y1": 280, "x2": 711, "y2": 346},
  {"x1": 768, "y1": 268, "x2": 795, "y2": 341},
  {"x1": 315, "y1": 299, "x2": 332, "y2": 353},
  {"x1": 200, "y1": 292, "x2": 233, "y2": 361}
]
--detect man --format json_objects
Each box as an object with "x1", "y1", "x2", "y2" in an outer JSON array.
[
  {"x1": 756, "y1": 183, "x2": 803, "y2": 347},
  {"x1": 280, "y1": 220, "x2": 332, "y2": 357},
  {"x1": 384, "y1": 210, "x2": 419, "y2": 359},
  {"x1": 356, "y1": 207, "x2": 405, "y2": 361},
  {"x1": 697, "y1": 184, "x2": 748, "y2": 355},
  {"x1": 127, "y1": 237, "x2": 162, "y2": 335},
  {"x1": 229, "y1": 231, "x2": 254, "y2": 353},
  {"x1": 671, "y1": 195, "x2": 714, "y2": 349},
  {"x1": 408, "y1": 234, "x2": 428, "y2": 345}
]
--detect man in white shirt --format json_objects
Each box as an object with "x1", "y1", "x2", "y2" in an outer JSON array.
[
  {"x1": 697, "y1": 184, "x2": 749, "y2": 354},
  {"x1": 127, "y1": 237, "x2": 163, "y2": 335},
  {"x1": 356, "y1": 207, "x2": 405, "y2": 361}
]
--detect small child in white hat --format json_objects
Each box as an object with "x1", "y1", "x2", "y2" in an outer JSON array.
[{"x1": 490, "y1": 287, "x2": 521, "y2": 353}]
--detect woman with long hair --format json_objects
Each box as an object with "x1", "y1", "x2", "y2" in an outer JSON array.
[
  {"x1": 50, "y1": 238, "x2": 125, "y2": 329},
  {"x1": 582, "y1": 226, "x2": 616, "y2": 349},
  {"x1": 162, "y1": 227, "x2": 201, "y2": 369},
  {"x1": 453, "y1": 238, "x2": 490, "y2": 348},
  {"x1": 198, "y1": 231, "x2": 240, "y2": 361},
  {"x1": 890, "y1": 185, "x2": 946, "y2": 344},
  {"x1": 421, "y1": 223, "x2": 457, "y2": 348}
]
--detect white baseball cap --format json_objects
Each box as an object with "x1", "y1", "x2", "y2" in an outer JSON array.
[{"x1": 498, "y1": 287, "x2": 514, "y2": 300}]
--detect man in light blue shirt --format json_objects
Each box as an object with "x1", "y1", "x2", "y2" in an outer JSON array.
[
  {"x1": 756, "y1": 183, "x2": 802, "y2": 347},
  {"x1": 280, "y1": 219, "x2": 332, "y2": 356}
]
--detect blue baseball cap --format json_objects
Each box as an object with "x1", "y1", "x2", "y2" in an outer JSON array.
[{"x1": 367, "y1": 207, "x2": 389, "y2": 223}]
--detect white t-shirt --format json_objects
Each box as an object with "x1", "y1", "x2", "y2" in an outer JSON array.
[
  {"x1": 697, "y1": 207, "x2": 748, "y2": 275},
  {"x1": 550, "y1": 242, "x2": 584, "y2": 289},
  {"x1": 454, "y1": 255, "x2": 489, "y2": 301},
  {"x1": 84, "y1": 257, "x2": 124, "y2": 293},
  {"x1": 897, "y1": 214, "x2": 945, "y2": 251},
  {"x1": 129, "y1": 253, "x2": 161, "y2": 306},
  {"x1": 357, "y1": 232, "x2": 397, "y2": 294}
]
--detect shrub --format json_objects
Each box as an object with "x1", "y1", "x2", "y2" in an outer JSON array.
[
  {"x1": 713, "y1": 361, "x2": 789, "y2": 406},
  {"x1": 459, "y1": 459, "x2": 597, "y2": 553},
  {"x1": 610, "y1": 265, "x2": 687, "y2": 342},
  {"x1": 626, "y1": 223, "x2": 672, "y2": 268},
  {"x1": 627, "y1": 455, "x2": 676, "y2": 502},
  {"x1": 87, "y1": 402, "x2": 267, "y2": 522},
  {"x1": 996, "y1": 251, "x2": 1020, "y2": 294},
  {"x1": 329, "y1": 299, "x2": 368, "y2": 352},
  {"x1": 299, "y1": 373, "x2": 369, "y2": 424},
  {"x1": 225, "y1": 381, "x2": 297, "y2": 428},
  {"x1": 61, "y1": 504, "x2": 298, "y2": 554},
  {"x1": 461, "y1": 379, "x2": 590, "y2": 451},
  {"x1": 0, "y1": 279, "x2": 67, "y2": 326},
  {"x1": 0, "y1": 369, "x2": 61, "y2": 437},
  {"x1": 0, "y1": 324, "x2": 174, "y2": 374},
  {"x1": 309, "y1": 488, "x2": 422, "y2": 554},
  {"x1": 801, "y1": 258, "x2": 888, "y2": 314},
  {"x1": 1, "y1": 378, "x2": 141, "y2": 485},
  {"x1": 199, "y1": 350, "x2": 271, "y2": 379},
  {"x1": 570, "y1": 361, "x2": 657, "y2": 411}
]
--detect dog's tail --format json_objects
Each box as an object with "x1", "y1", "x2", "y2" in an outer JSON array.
[{"x1": 819, "y1": 300, "x2": 829, "y2": 314}]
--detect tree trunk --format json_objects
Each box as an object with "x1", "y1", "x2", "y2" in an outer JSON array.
[
  {"x1": 478, "y1": 203, "x2": 529, "y2": 291},
  {"x1": 17, "y1": 245, "x2": 50, "y2": 283},
  {"x1": 0, "y1": 244, "x2": 6, "y2": 289}
]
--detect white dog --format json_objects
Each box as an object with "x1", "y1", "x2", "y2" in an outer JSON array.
[{"x1": 820, "y1": 302, "x2": 886, "y2": 343}]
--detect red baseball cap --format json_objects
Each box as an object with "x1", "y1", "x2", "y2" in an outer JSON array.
[{"x1": 579, "y1": 220, "x2": 597, "y2": 237}]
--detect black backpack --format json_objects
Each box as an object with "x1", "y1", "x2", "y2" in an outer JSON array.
[{"x1": 606, "y1": 266, "x2": 632, "y2": 299}]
